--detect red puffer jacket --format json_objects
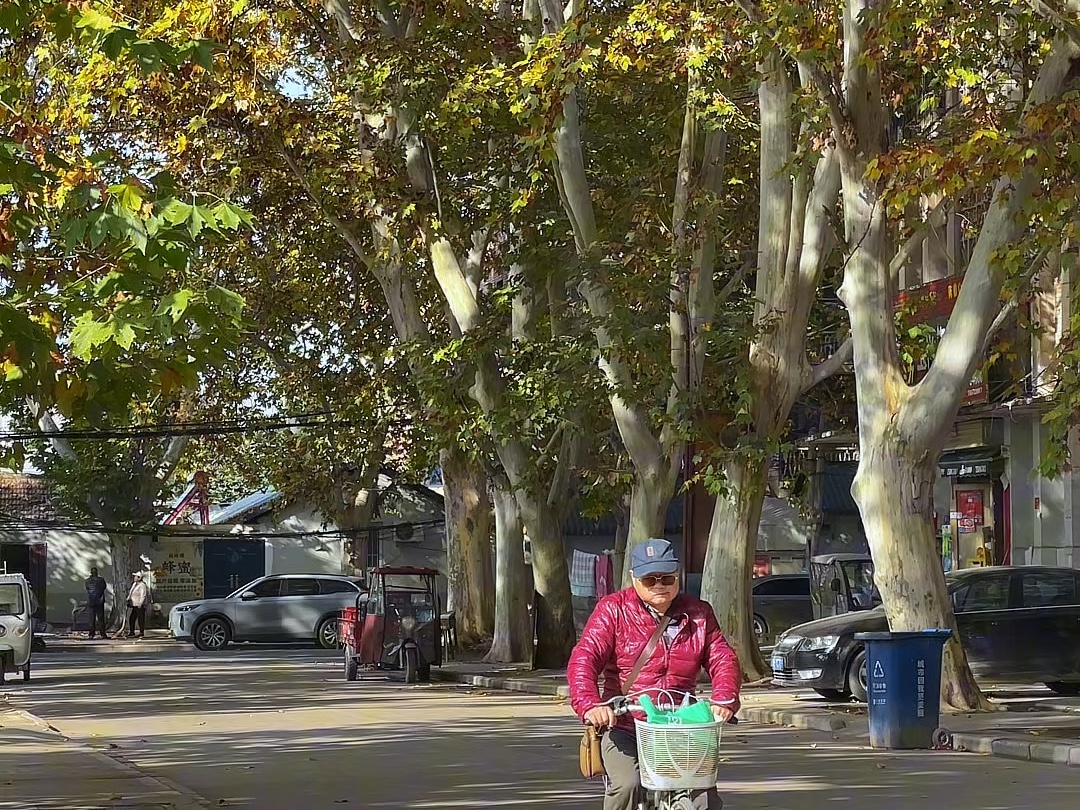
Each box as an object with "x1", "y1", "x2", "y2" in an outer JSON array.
[{"x1": 568, "y1": 588, "x2": 741, "y2": 731}]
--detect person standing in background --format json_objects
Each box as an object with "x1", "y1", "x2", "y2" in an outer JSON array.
[
  {"x1": 126, "y1": 572, "x2": 150, "y2": 639},
  {"x1": 85, "y1": 567, "x2": 109, "y2": 639}
]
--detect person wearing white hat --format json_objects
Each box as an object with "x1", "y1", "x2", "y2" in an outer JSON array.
[{"x1": 125, "y1": 572, "x2": 150, "y2": 639}]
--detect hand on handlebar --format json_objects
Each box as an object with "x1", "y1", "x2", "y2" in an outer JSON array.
[
  {"x1": 711, "y1": 705, "x2": 735, "y2": 723},
  {"x1": 584, "y1": 705, "x2": 618, "y2": 729}
]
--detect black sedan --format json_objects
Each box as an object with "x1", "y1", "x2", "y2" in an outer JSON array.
[{"x1": 770, "y1": 565, "x2": 1080, "y2": 701}]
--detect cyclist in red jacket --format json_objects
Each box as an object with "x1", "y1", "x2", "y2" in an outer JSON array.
[{"x1": 568, "y1": 539, "x2": 741, "y2": 810}]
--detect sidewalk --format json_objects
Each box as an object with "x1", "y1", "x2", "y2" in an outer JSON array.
[
  {"x1": 38, "y1": 628, "x2": 188, "y2": 655},
  {"x1": 0, "y1": 700, "x2": 210, "y2": 809},
  {"x1": 431, "y1": 661, "x2": 1080, "y2": 768}
]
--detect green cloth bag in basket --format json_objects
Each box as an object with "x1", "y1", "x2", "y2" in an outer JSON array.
[{"x1": 638, "y1": 695, "x2": 715, "y2": 725}]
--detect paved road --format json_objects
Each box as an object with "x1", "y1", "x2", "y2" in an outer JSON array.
[{"x1": 6, "y1": 649, "x2": 1078, "y2": 809}]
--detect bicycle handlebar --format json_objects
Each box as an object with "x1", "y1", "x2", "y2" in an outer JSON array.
[{"x1": 598, "y1": 693, "x2": 739, "y2": 725}]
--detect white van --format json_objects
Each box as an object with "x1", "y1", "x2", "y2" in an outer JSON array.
[{"x1": 0, "y1": 572, "x2": 34, "y2": 685}]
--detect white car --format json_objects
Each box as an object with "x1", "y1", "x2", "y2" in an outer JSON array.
[{"x1": 169, "y1": 574, "x2": 365, "y2": 651}]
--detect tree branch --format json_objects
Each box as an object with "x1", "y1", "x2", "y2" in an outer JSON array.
[
  {"x1": 732, "y1": 0, "x2": 849, "y2": 143},
  {"x1": 906, "y1": 33, "x2": 1080, "y2": 445},
  {"x1": 889, "y1": 197, "x2": 949, "y2": 278},
  {"x1": 803, "y1": 336, "x2": 853, "y2": 393},
  {"x1": 279, "y1": 145, "x2": 376, "y2": 269},
  {"x1": 287, "y1": 0, "x2": 341, "y2": 53},
  {"x1": 156, "y1": 436, "x2": 190, "y2": 489},
  {"x1": 716, "y1": 258, "x2": 749, "y2": 305},
  {"x1": 981, "y1": 246, "x2": 1054, "y2": 356},
  {"x1": 754, "y1": 53, "x2": 794, "y2": 324},
  {"x1": 1030, "y1": 0, "x2": 1080, "y2": 46}
]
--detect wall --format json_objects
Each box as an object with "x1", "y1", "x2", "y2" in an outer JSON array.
[
  {"x1": 1008, "y1": 416, "x2": 1079, "y2": 568},
  {"x1": 0, "y1": 528, "x2": 112, "y2": 625}
]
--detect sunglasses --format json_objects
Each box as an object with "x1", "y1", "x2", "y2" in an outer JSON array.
[{"x1": 637, "y1": 574, "x2": 679, "y2": 588}]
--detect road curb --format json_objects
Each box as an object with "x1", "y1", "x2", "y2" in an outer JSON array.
[
  {"x1": 2, "y1": 708, "x2": 215, "y2": 808},
  {"x1": 736, "y1": 705, "x2": 849, "y2": 732},
  {"x1": 432, "y1": 668, "x2": 1080, "y2": 768},
  {"x1": 38, "y1": 640, "x2": 193, "y2": 655},
  {"x1": 432, "y1": 668, "x2": 571, "y2": 697},
  {"x1": 951, "y1": 730, "x2": 1080, "y2": 767}
]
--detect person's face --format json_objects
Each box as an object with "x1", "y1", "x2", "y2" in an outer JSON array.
[{"x1": 632, "y1": 570, "x2": 680, "y2": 613}]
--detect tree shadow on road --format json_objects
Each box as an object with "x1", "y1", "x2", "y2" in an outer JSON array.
[{"x1": 10, "y1": 655, "x2": 1080, "y2": 810}]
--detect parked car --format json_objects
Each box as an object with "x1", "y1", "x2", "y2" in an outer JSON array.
[
  {"x1": 169, "y1": 574, "x2": 366, "y2": 651},
  {"x1": 752, "y1": 574, "x2": 813, "y2": 645},
  {"x1": 770, "y1": 565, "x2": 1080, "y2": 701}
]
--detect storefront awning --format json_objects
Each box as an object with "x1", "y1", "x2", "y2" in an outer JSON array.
[{"x1": 938, "y1": 448, "x2": 999, "y2": 480}]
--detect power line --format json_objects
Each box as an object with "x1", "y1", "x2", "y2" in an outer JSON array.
[
  {"x1": 0, "y1": 410, "x2": 413, "y2": 441},
  {"x1": 0, "y1": 517, "x2": 443, "y2": 539}
]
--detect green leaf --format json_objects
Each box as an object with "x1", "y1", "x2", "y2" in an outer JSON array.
[
  {"x1": 70, "y1": 315, "x2": 114, "y2": 362},
  {"x1": 212, "y1": 201, "x2": 242, "y2": 230},
  {"x1": 193, "y1": 41, "x2": 215, "y2": 71},
  {"x1": 118, "y1": 208, "x2": 149, "y2": 253},
  {"x1": 160, "y1": 198, "x2": 194, "y2": 225},
  {"x1": 74, "y1": 9, "x2": 118, "y2": 32},
  {"x1": 206, "y1": 286, "x2": 245, "y2": 318},
  {"x1": 189, "y1": 205, "x2": 219, "y2": 237},
  {"x1": 112, "y1": 321, "x2": 137, "y2": 350},
  {"x1": 156, "y1": 290, "x2": 193, "y2": 323}
]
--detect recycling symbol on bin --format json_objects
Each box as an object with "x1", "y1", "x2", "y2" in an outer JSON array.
[{"x1": 872, "y1": 661, "x2": 885, "y2": 678}]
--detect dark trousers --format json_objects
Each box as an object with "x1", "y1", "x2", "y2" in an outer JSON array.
[
  {"x1": 88, "y1": 604, "x2": 107, "y2": 638},
  {"x1": 127, "y1": 606, "x2": 146, "y2": 637},
  {"x1": 601, "y1": 727, "x2": 722, "y2": 810}
]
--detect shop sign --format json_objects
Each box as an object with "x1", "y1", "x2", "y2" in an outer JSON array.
[{"x1": 147, "y1": 540, "x2": 204, "y2": 603}]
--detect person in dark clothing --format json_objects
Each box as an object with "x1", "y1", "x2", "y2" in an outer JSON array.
[{"x1": 85, "y1": 567, "x2": 109, "y2": 639}]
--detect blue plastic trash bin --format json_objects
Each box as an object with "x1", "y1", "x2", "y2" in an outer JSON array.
[{"x1": 853, "y1": 629, "x2": 952, "y2": 749}]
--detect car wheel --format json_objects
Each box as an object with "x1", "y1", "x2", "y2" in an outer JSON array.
[
  {"x1": 193, "y1": 617, "x2": 231, "y2": 651},
  {"x1": 316, "y1": 617, "x2": 339, "y2": 650},
  {"x1": 752, "y1": 615, "x2": 768, "y2": 644},
  {"x1": 814, "y1": 688, "x2": 849, "y2": 702},
  {"x1": 1045, "y1": 681, "x2": 1080, "y2": 696},
  {"x1": 847, "y1": 649, "x2": 868, "y2": 702}
]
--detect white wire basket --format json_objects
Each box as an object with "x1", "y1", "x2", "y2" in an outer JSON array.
[{"x1": 633, "y1": 718, "x2": 724, "y2": 791}]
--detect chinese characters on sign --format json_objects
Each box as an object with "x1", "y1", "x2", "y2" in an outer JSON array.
[
  {"x1": 870, "y1": 658, "x2": 887, "y2": 707},
  {"x1": 917, "y1": 658, "x2": 926, "y2": 718},
  {"x1": 941, "y1": 461, "x2": 990, "y2": 479},
  {"x1": 149, "y1": 541, "x2": 204, "y2": 603}
]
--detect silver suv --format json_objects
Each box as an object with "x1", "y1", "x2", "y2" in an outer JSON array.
[{"x1": 169, "y1": 574, "x2": 365, "y2": 651}]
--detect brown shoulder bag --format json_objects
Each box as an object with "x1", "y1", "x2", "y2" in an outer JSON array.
[{"x1": 579, "y1": 615, "x2": 671, "y2": 779}]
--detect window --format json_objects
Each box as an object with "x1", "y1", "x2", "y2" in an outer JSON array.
[
  {"x1": 247, "y1": 578, "x2": 282, "y2": 598},
  {"x1": 952, "y1": 573, "x2": 1010, "y2": 612},
  {"x1": 282, "y1": 578, "x2": 321, "y2": 597},
  {"x1": 318, "y1": 578, "x2": 360, "y2": 595},
  {"x1": 0, "y1": 584, "x2": 25, "y2": 616},
  {"x1": 753, "y1": 577, "x2": 810, "y2": 597},
  {"x1": 1020, "y1": 572, "x2": 1077, "y2": 609},
  {"x1": 366, "y1": 528, "x2": 381, "y2": 573}
]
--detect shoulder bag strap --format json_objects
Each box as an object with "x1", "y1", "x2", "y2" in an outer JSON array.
[{"x1": 620, "y1": 614, "x2": 671, "y2": 696}]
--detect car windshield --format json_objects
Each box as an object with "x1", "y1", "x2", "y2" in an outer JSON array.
[
  {"x1": 841, "y1": 560, "x2": 881, "y2": 608},
  {"x1": 225, "y1": 578, "x2": 266, "y2": 599},
  {"x1": 0, "y1": 583, "x2": 26, "y2": 616}
]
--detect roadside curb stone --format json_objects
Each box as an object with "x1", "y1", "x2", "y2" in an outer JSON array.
[
  {"x1": 433, "y1": 666, "x2": 1080, "y2": 768},
  {"x1": 737, "y1": 705, "x2": 848, "y2": 732},
  {"x1": 40, "y1": 641, "x2": 191, "y2": 654},
  {"x1": 951, "y1": 731, "x2": 1079, "y2": 767},
  {"x1": 432, "y1": 668, "x2": 570, "y2": 697}
]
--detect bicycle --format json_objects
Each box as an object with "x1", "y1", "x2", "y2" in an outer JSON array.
[{"x1": 596, "y1": 690, "x2": 734, "y2": 810}]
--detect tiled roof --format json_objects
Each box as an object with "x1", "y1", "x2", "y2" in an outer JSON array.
[{"x1": 0, "y1": 474, "x2": 60, "y2": 523}]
